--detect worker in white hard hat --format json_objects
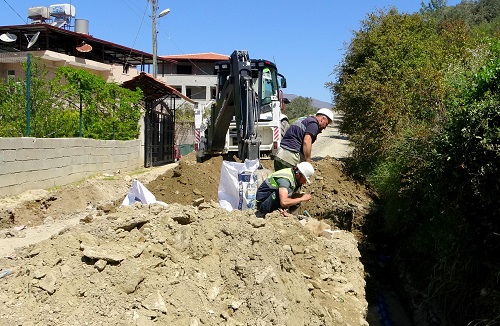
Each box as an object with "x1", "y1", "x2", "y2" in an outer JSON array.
[
  {"x1": 256, "y1": 162, "x2": 314, "y2": 217},
  {"x1": 274, "y1": 108, "x2": 334, "y2": 171}
]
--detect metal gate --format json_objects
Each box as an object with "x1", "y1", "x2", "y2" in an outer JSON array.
[
  {"x1": 122, "y1": 72, "x2": 195, "y2": 168},
  {"x1": 144, "y1": 97, "x2": 176, "y2": 167}
]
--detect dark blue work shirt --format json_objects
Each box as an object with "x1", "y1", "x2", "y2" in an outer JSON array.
[{"x1": 280, "y1": 116, "x2": 320, "y2": 154}]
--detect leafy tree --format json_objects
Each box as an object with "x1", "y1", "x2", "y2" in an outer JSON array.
[
  {"x1": 0, "y1": 78, "x2": 27, "y2": 137},
  {"x1": 0, "y1": 57, "x2": 66, "y2": 137},
  {"x1": 283, "y1": 96, "x2": 316, "y2": 122},
  {"x1": 420, "y1": 0, "x2": 448, "y2": 13},
  {"x1": 55, "y1": 66, "x2": 143, "y2": 140},
  {"x1": 422, "y1": 0, "x2": 500, "y2": 36},
  {"x1": 174, "y1": 103, "x2": 195, "y2": 145},
  {"x1": 175, "y1": 103, "x2": 195, "y2": 122},
  {"x1": 329, "y1": 10, "x2": 457, "y2": 175}
]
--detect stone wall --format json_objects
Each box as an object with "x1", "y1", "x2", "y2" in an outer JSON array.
[{"x1": 0, "y1": 137, "x2": 143, "y2": 197}]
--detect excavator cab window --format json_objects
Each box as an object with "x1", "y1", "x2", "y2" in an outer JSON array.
[
  {"x1": 262, "y1": 80, "x2": 273, "y2": 106},
  {"x1": 261, "y1": 67, "x2": 278, "y2": 110}
]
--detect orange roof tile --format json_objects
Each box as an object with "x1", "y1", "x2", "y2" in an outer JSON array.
[{"x1": 160, "y1": 52, "x2": 229, "y2": 61}]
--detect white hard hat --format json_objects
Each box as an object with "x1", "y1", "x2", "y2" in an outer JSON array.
[
  {"x1": 296, "y1": 162, "x2": 314, "y2": 184},
  {"x1": 316, "y1": 108, "x2": 334, "y2": 123}
]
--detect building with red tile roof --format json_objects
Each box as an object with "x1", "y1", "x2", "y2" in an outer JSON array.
[{"x1": 154, "y1": 52, "x2": 229, "y2": 108}]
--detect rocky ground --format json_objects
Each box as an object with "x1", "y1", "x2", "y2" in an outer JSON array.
[{"x1": 0, "y1": 124, "x2": 387, "y2": 325}]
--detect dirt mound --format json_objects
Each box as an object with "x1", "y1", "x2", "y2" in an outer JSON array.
[
  {"x1": 1, "y1": 151, "x2": 373, "y2": 236},
  {"x1": 0, "y1": 146, "x2": 376, "y2": 325},
  {"x1": 0, "y1": 166, "x2": 172, "y2": 231},
  {"x1": 147, "y1": 152, "x2": 223, "y2": 206},
  {"x1": 148, "y1": 152, "x2": 375, "y2": 235},
  {"x1": 301, "y1": 157, "x2": 375, "y2": 235},
  {"x1": 0, "y1": 203, "x2": 368, "y2": 325}
]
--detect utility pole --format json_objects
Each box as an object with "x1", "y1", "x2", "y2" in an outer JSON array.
[{"x1": 151, "y1": 0, "x2": 158, "y2": 78}]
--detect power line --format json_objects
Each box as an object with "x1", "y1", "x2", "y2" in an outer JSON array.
[
  {"x1": 119, "y1": 0, "x2": 145, "y2": 18},
  {"x1": 2, "y1": 0, "x2": 27, "y2": 24},
  {"x1": 117, "y1": 2, "x2": 150, "y2": 83},
  {"x1": 155, "y1": 25, "x2": 213, "y2": 76}
]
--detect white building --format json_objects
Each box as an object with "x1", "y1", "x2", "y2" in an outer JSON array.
[{"x1": 155, "y1": 52, "x2": 229, "y2": 109}]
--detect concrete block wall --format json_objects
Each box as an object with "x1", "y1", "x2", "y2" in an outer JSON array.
[{"x1": 0, "y1": 137, "x2": 144, "y2": 198}]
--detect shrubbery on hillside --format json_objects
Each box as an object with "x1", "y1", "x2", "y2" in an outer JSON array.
[{"x1": 328, "y1": 1, "x2": 500, "y2": 323}]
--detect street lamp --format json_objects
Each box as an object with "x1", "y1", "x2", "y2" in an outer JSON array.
[
  {"x1": 151, "y1": 0, "x2": 170, "y2": 78},
  {"x1": 159, "y1": 8, "x2": 170, "y2": 18}
]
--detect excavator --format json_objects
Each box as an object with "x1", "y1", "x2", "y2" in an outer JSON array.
[{"x1": 194, "y1": 50, "x2": 288, "y2": 162}]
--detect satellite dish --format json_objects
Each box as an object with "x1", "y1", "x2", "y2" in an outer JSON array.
[
  {"x1": 27, "y1": 31, "x2": 40, "y2": 49},
  {"x1": 158, "y1": 8, "x2": 171, "y2": 18},
  {"x1": 76, "y1": 41, "x2": 92, "y2": 53},
  {"x1": 0, "y1": 32, "x2": 17, "y2": 43}
]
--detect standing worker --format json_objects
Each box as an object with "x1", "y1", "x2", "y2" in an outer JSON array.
[
  {"x1": 256, "y1": 162, "x2": 315, "y2": 217},
  {"x1": 274, "y1": 108, "x2": 334, "y2": 171}
]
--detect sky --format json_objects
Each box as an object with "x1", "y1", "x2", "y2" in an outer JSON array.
[{"x1": 1, "y1": 0, "x2": 462, "y2": 104}]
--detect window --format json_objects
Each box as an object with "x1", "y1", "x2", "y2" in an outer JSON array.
[
  {"x1": 261, "y1": 68, "x2": 276, "y2": 106},
  {"x1": 7, "y1": 70, "x2": 15, "y2": 80},
  {"x1": 187, "y1": 86, "x2": 205, "y2": 100},
  {"x1": 176, "y1": 65, "x2": 192, "y2": 75}
]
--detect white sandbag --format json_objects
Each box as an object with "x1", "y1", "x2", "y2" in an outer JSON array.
[
  {"x1": 121, "y1": 179, "x2": 168, "y2": 207},
  {"x1": 218, "y1": 159, "x2": 259, "y2": 211}
]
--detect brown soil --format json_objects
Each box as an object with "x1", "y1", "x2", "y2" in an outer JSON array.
[
  {"x1": 147, "y1": 152, "x2": 374, "y2": 237},
  {"x1": 0, "y1": 139, "x2": 378, "y2": 325}
]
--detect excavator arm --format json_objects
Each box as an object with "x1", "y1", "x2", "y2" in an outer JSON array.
[
  {"x1": 207, "y1": 50, "x2": 260, "y2": 160},
  {"x1": 195, "y1": 49, "x2": 287, "y2": 162}
]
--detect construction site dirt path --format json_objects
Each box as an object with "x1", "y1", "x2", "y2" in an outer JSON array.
[{"x1": 0, "y1": 119, "x2": 382, "y2": 325}]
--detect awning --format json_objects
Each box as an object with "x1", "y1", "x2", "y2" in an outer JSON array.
[{"x1": 122, "y1": 72, "x2": 196, "y2": 104}]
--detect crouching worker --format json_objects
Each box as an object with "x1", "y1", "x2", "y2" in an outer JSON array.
[{"x1": 256, "y1": 162, "x2": 314, "y2": 217}]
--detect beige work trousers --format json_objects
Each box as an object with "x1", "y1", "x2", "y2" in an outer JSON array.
[{"x1": 274, "y1": 147, "x2": 305, "y2": 171}]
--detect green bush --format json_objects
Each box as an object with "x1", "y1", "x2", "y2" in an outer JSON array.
[
  {"x1": 0, "y1": 60, "x2": 142, "y2": 140},
  {"x1": 328, "y1": 4, "x2": 500, "y2": 323}
]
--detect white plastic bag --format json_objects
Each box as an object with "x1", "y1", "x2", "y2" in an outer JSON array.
[
  {"x1": 121, "y1": 179, "x2": 168, "y2": 207},
  {"x1": 218, "y1": 159, "x2": 259, "y2": 211}
]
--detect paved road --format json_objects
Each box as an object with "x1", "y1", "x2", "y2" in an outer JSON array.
[{"x1": 311, "y1": 112, "x2": 352, "y2": 160}]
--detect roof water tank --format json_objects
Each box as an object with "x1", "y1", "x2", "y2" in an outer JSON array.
[
  {"x1": 28, "y1": 6, "x2": 50, "y2": 20},
  {"x1": 49, "y1": 4, "x2": 76, "y2": 18},
  {"x1": 75, "y1": 19, "x2": 89, "y2": 34}
]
